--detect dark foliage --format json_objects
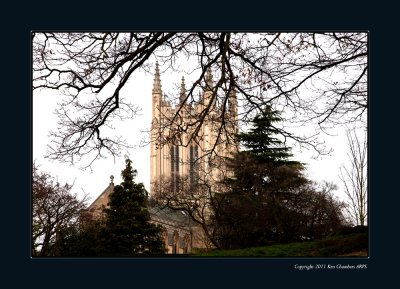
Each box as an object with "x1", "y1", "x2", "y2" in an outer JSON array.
[
  {"x1": 97, "y1": 158, "x2": 165, "y2": 255},
  {"x1": 212, "y1": 108, "x2": 346, "y2": 249},
  {"x1": 52, "y1": 218, "x2": 103, "y2": 256},
  {"x1": 336, "y1": 225, "x2": 368, "y2": 235}
]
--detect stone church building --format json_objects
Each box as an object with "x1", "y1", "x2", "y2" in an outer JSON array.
[{"x1": 88, "y1": 63, "x2": 238, "y2": 254}]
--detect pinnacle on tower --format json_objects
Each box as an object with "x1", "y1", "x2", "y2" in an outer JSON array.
[
  {"x1": 152, "y1": 61, "x2": 163, "y2": 94},
  {"x1": 180, "y1": 76, "x2": 186, "y2": 104}
]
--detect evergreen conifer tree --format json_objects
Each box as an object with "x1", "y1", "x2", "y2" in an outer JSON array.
[
  {"x1": 99, "y1": 158, "x2": 165, "y2": 255},
  {"x1": 226, "y1": 106, "x2": 305, "y2": 198},
  {"x1": 237, "y1": 105, "x2": 299, "y2": 166},
  {"x1": 215, "y1": 106, "x2": 308, "y2": 247}
]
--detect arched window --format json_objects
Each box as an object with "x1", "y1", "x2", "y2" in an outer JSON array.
[
  {"x1": 170, "y1": 145, "x2": 180, "y2": 191},
  {"x1": 170, "y1": 146, "x2": 174, "y2": 174},
  {"x1": 175, "y1": 146, "x2": 179, "y2": 173},
  {"x1": 172, "y1": 231, "x2": 179, "y2": 254},
  {"x1": 190, "y1": 145, "x2": 199, "y2": 185},
  {"x1": 163, "y1": 230, "x2": 169, "y2": 250},
  {"x1": 167, "y1": 231, "x2": 174, "y2": 246},
  {"x1": 181, "y1": 234, "x2": 191, "y2": 254}
]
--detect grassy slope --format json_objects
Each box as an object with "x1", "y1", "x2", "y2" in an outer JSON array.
[{"x1": 193, "y1": 233, "x2": 368, "y2": 257}]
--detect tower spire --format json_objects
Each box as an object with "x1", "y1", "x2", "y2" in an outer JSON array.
[
  {"x1": 180, "y1": 76, "x2": 186, "y2": 104},
  {"x1": 152, "y1": 61, "x2": 162, "y2": 94}
]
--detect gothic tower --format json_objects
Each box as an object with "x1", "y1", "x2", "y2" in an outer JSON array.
[{"x1": 150, "y1": 63, "x2": 238, "y2": 195}]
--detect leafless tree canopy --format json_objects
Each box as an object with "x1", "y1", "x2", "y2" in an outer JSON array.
[
  {"x1": 33, "y1": 32, "x2": 367, "y2": 168},
  {"x1": 32, "y1": 163, "x2": 89, "y2": 256},
  {"x1": 339, "y1": 129, "x2": 368, "y2": 226}
]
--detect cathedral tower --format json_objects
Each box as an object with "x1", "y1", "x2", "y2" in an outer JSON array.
[{"x1": 150, "y1": 64, "x2": 238, "y2": 195}]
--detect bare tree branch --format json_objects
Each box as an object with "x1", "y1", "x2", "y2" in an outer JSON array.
[{"x1": 33, "y1": 32, "x2": 367, "y2": 168}]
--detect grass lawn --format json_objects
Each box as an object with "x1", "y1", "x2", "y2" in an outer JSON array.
[{"x1": 192, "y1": 232, "x2": 368, "y2": 257}]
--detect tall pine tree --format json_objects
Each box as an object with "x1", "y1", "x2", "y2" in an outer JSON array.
[
  {"x1": 237, "y1": 105, "x2": 299, "y2": 166},
  {"x1": 99, "y1": 158, "x2": 165, "y2": 255},
  {"x1": 214, "y1": 106, "x2": 308, "y2": 247},
  {"x1": 227, "y1": 106, "x2": 305, "y2": 197}
]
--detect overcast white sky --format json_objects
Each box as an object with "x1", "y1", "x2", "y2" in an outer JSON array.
[{"x1": 33, "y1": 63, "x2": 357, "y2": 206}]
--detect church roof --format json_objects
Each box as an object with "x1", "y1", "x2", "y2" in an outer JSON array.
[
  {"x1": 148, "y1": 203, "x2": 192, "y2": 228},
  {"x1": 88, "y1": 178, "x2": 192, "y2": 231}
]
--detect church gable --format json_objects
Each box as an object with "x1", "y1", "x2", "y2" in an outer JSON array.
[{"x1": 87, "y1": 175, "x2": 115, "y2": 219}]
